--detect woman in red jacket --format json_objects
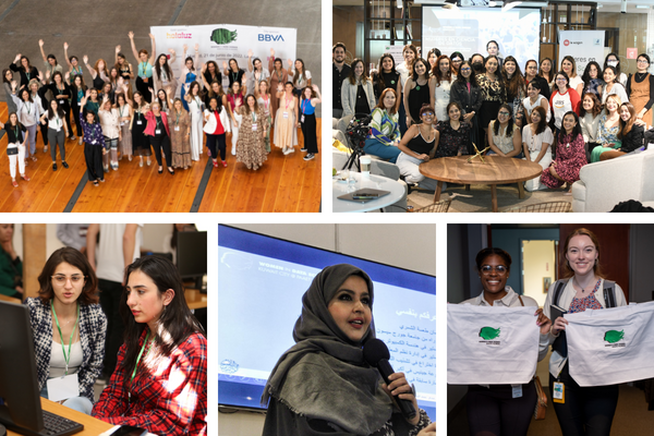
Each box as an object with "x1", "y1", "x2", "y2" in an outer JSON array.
[{"x1": 144, "y1": 101, "x2": 174, "y2": 175}]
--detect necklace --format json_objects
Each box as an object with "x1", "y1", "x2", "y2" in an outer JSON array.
[{"x1": 574, "y1": 276, "x2": 598, "y2": 294}]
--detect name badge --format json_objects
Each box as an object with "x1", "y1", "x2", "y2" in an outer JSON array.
[
  {"x1": 59, "y1": 100, "x2": 64, "y2": 105},
  {"x1": 136, "y1": 120, "x2": 143, "y2": 125},
  {"x1": 120, "y1": 121, "x2": 126, "y2": 126},
  {"x1": 252, "y1": 123, "x2": 257, "y2": 131},
  {"x1": 91, "y1": 140, "x2": 97, "y2": 145},
  {"x1": 553, "y1": 382, "x2": 565, "y2": 403},
  {"x1": 174, "y1": 126, "x2": 180, "y2": 131},
  {"x1": 283, "y1": 112, "x2": 289, "y2": 119},
  {"x1": 155, "y1": 129, "x2": 161, "y2": 135},
  {"x1": 46, "y1": 373, "x2": 79, "y2": 402},
  {"x1": 78, "y1": 102, "x2": 82, "y2": 106},
  {"x1": 143, "y1": 77, "x2": 149, "y2": 83},
  {"x1": 300, "y1": 115, "x2": 305, "y2": 123},
  {"x1": 511, "y1": 384, "x2": 523, "y2": 399}
]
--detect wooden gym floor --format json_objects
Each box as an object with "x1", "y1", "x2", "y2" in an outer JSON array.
[{"x1": 0, "y1": 102, "x2": 321, "y2": 212}]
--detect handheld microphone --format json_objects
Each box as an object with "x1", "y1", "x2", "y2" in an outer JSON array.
[{"x1": 363, "y1": 338, "x2": 417, "y2": 420}]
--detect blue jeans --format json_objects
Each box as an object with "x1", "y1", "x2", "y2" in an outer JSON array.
[{"x1": 363, "y1": 138, "x2": 401, "y2": 163}]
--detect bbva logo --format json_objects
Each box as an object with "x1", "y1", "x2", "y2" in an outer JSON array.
[{"x1": 258, "y1": 34, "x2": 285, "y2": 42}]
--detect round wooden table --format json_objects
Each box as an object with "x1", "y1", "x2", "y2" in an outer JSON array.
[{"x1": 419, "y1": 155, "x2": 543, "y2": 212}]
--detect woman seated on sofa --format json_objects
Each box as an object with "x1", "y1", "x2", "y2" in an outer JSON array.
[
  {"x1": 396, "y1": 104, "x2": 439, "y2": 190},
  {"x1": 363, "y1": 88, "x2": 401, "y2": 163},
  {"x1": 579, "y1": 92, "x2": 602, "y2": 162},
  {"x1": 591, "y1": 94, "x2": 622, "y2": 162},
  {"x1": 522, "y1": 106, "x2": 553, "y2": 191},
  {"x1": 541, "y1": 111, "x2": 587, "y2": 192},
  {"x1": 600, "y1": 102, "x2": 644, "y2": 160},
  {"x1": 487, "y1": 104, "x2": 521, "y2": 158}
]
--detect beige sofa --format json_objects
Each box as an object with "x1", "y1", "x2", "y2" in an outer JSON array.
[{"x1": 571, "y1": 148, "x2": 654, "y2": 212}]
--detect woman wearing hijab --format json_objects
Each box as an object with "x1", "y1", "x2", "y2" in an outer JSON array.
[{"x1": 261, "y1": 264, "x2": 435, "y2": 436}]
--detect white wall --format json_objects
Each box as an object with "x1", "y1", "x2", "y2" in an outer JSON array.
[
  {"x1": 522, "y1": 240, "x2": 556, "y2": 307},
  {"x1": 220, "y1": 224, "x2": 436, "y2": 436}
]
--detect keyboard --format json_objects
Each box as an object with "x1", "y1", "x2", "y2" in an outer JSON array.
[{"x1": 39, "y1": 410, "x2": 84, "y2": 436}]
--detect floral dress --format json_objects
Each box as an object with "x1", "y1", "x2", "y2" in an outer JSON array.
[
  {"x1": 237, "y1": 106, "x2": 268, "y2": 170},
  {"x1": 591, "y1": 113, "x2": 621, "y2": 162},
  {"x1": 541, "y1": 132, "x2": 587, "y2": 188}
]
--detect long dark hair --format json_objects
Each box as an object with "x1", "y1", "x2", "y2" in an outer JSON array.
[
  {"x1": 538, "y1": 57, "x2": 555, "y2": 82},
  {"x1": 530, "y1": 106, "x2": 547, "y2": 135},
  {"x1": 581, "y1": 61, "x2": 602, "y2": 86},
  {"x1": 579, "y1": 92, "x2": 602, "y2": 118},
  {"x1": 374, "y1": 53, "x2": 397, "y2": 95},
  {"x1": 558, "y1": 111, "x2": 582, "y2": 142},
  {"x1": 47, "y1": 99, "x2": 66, "y2": 120},
  {"x1": 411, "y1": 58, "x2": 430, "y2": 82},
  {"x1": 455, "y1": 61, "x2": 477, "y2": 87},
  {"x1": 492, "y1": 103, "x2": 514, "y2": 137},
  {"x1": 292, "y1": 59, "x2": 306, "y2": 86},
  {"x1": 618, "y1": 102, "x2": 637, "y2": 139},
  {"x1": 120, "y1": 255, "x2": 204, "y2": 382},
  {"x1": 348, "y1": 58, "x2": 368, "y2": 85},
  {"x1": 502, "y1": 56, "x2": 525, "y2": 101},
  {"x1": 432, "y1": 55, "x2": 452, "y2": 86},
  {"x1": 603, "y1": 52, "x2": 622, "y2": 77},
  {"x1": 154, "y1": 54, "x2": 173, "y2": 83}
]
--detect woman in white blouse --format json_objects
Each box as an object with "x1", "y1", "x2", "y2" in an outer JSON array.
[
  {"x1": 98, "y1": 98, "x2": 121, "y2": 171},
  {"x1": 11, "y1": 86, "x2": 42, "y2": 162},
  {"x1": 522, "y1": 106, "x2": 553, "y2": 191},
  {"x1": 578, "y1": 92, "x2": 602, "y2": 161},
  {"x1": 39, "y1": 99, "x2": 70, "y2": 171}
]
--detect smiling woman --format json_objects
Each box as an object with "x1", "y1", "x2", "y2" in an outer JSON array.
[
  {"x1": 261, "y1": 264, "x2": 435, "y2": 436},
  {"x1": 91, "y1": 255, "x2": 207, "y2": 435}
]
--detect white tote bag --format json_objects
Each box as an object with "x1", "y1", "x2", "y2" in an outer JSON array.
[
  {"x1": 566, "y1": 301, "x2": 654, "y2": 387},
  {"x1": 448, "y1": 304, "x2": 540, "y2": 385}
]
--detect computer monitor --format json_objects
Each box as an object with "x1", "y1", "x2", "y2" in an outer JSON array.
[
  {"x1": 0, "y1": 301, "x2": 46, "y2": 433},
  {"x1": 218, "y1": 226, "x2": 437, "y2": 421},
  {"x1": 177, "y1": 231, "x2": 207, "y2": 290}
]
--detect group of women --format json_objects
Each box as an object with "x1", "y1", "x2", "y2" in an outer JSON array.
[
  {"x1": 2, "y1": 37, "x2": 321, "y2": 187},
  {"x1": 3, "y1": 225, "x2": 206, "y2": 434},
  {"x1": 346, "y1": 44, "x2": 652, "y2": 193},
  {"x1": 462, "y1": 228, "x2": 627, "y2": 436}
]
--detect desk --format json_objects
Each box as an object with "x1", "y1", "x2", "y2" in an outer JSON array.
[
  {"x1": 333, "y1": 173, "x2": 405, "y2": 213},
  {"x1": 7, "y1": 398, "x2": 113, "y2": 436},
  {"x1": 185, "y1": 288, "x2": 207, "y2": 310},
  {"x1": 0, "y1": 295, "x2": 21, "y2": 304},
  {"x1": 419, "y1": 155, "x2": 543, "y2": 212}
]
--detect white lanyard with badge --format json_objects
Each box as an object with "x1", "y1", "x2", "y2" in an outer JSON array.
[{"x1": 46, "y1": 301, "x2": 80, "y2": 402}]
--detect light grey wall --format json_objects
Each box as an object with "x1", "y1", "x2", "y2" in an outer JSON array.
[{"x1": 630, "y1": 225, "x2": 654, "y2": 303}]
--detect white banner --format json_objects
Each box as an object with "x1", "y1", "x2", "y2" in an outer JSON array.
[
  {"x1": 448, "y1": 304, "x2": 540, "y2": 385},
  {"x1": 566, "y1": 301, "x2": 654, "y2": 387},
  {"x1": 150, "y1": 24, "x2": 297, "y2": 96},
  {"x1": 558, "y1": 30, "x2": 605, "y2": 77}
]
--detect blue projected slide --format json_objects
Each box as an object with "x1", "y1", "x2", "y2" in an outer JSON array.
[{"x1": 218, "y1": 226, "x2": 436, "y2": 421}]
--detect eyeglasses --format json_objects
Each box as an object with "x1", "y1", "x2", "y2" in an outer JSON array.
[
  {"x1": 637, "y1": 59, "x2": 649, "y2": 64},
  {"x1": 421, "y1": 111, "x2": 435, "y2": 116},
  {"x1": 556, "y1": 78, "x2": 567, "y2": 82},
  {"x1": 498, "y1": 111, "x2": 511, "y2": 116},
  {"x1": 480, "y1": 265, "x2": 508, "y2": 275},
  {"x1": 460, "y1": 67, "x2": 471, "y2": 72},
  {"x1": 52, "y1": 275, "x2": 86, "y2": 284}
]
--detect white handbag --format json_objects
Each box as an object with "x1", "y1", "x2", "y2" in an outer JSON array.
[
  {"x1": 566, "y1": 301, "x2": 654, "y2": 387},
  {"x1": 448, "y1": 304, "x2": 540, "y2": 385}
]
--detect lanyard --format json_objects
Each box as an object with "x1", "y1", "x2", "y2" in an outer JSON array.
[
  {"x1": 51, "y1": 300, "x2": 79, "y2": 375},
  {"x1": 231, "y1": 70, "x2": 239, "y2": 84},
  {"x1": 284, "y1": 95, "x2": 292, "y2": 110},
  {"x1": 13, "y1": 126, "x2": 20, "y2": 142},
  {"x1": 175, "y1": 112, "x2": 180, "y2": 126},
  {"x1": 251, "y1": 112, "x2": 257, "y2": 123},
  {"x1": 119, "y1": 105, "x2": 124, "y2": 117},
  {"x1": 129, "y1": 330, "x2": 150, "y2": 403}
]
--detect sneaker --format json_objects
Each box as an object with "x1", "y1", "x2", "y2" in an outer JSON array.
[
  {"x1": 43, "y1": 146, "x2": 48, "y2": 153},
  {"x1": 231, "y1": 145, "x2": 236, "y2": 156},
  {"x1": 52, "y1": 163, "x2": 57, "y2": 171},
  {"x1": 78, "y1": 137, "x2": 83, "y2": 145},
  {"x1": 222, "y1": 160, "x2": 227, "y2": 168},
  {"x1": 303, "y1": 153, "x2": 315, "y2": 161},
  {"x1": 103, "y1": 165, "x2": 109, "y2": 173},
  {"x1": 300, "y1": 148, "x2": 308, "y2": 152},
  {"x1": 62, "y1": 161, "x2": 69, "y2": 169}
]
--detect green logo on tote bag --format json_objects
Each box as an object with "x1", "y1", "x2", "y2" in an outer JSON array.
[
  {"x1": 211, "y1": 28, "x2": 238, "y2": 45},
  {"x1": 479, "y1": 327, "x2": 501, "y2": 340},
  {"x1": 603, "y1": 330, "x2": 624, "y2": 344}
]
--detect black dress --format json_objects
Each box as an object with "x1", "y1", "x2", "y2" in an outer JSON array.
[
  {"x1": 131, "y1": 108, "x2": 151, "y2": 156},
  {"x1": 407, "y1": 82, "x2": 431, "y2": 123}
]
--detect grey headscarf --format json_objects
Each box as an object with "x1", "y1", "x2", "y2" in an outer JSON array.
[{"x1": 261, "y1": 264, "x2": 393, "y2": 435}]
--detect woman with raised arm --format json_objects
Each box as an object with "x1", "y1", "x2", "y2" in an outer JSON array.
[
  {"x1": 246, "y1": 49, "x2": 270, "y2": 97},
  {"x1": 43, "y1": 71, "x2": 75, "y2": 140},
  {"x1": 236, "y1": 94, "x2": 268, "y2": 170},
  {"x1": 273, "y1": 81, "x2": 299, "y2": 156},
  {"x1": 179, "y1": 44, "x2": 199, "y2": 111},
  {"x1": 200, "y1": 60, "x2": 221, "y2": 92},
  {"x1": 9, "y1": 53, "x2": 39, "y2": 91},
  {"x1": 169, "y1": 98, "x2": 192, "y2": 170},
  {"x1": 63, "y1": 43, "x2": 84, "y2": 85},
  {"x1": 129, "y1": 90, "x2": 152, "y2": 168},
  {"x1": 128, "y1": 31, "x2": 156, "y2": 103},
  {"x1": 39, "y1": 99, "x2": 70, "y2": 171},
  {"x1": 223, "y1": 59, "x2": 246, "y2": 92},
  {"x1": 38, "y1": 39, "x2": 63, "y2": 84},
  {"x1": 203, "y1": 96, "x2": 231, "y2": 168},
  {"x1": 116, "y1": 93, "x2": 133, "y2": 162},
  {"x1": 1, "y1": 113, "x2": 31, "y2": 187},
  {"x1": 255, "y1": 80, "x2": 272, "y2": 153},
  {"x1": 98, "y1": 97, "x2": 121, "y2": 171},
  {"x1": 115, "y1": 46, "x2": 134, "y2": 83},
  {"x1": 92, "y1": 255, "x2": 206, "y2": 435},
  {"x1": 298, "y1": 84, "x2": 321, "y2": 161},
  {"x1": 184, "y1": 81, "x2": 204, "y2": 162},
  {"x1": 268, "y1": 49, "x2": 289, "y2": 122},
  {"x1": 144, "y1": 101, "x2": 174, "y2": 175},
  {"x1": 288, "y1": 58, "x2": 311, "y2": 98},
  {"x1": 153, "y1": 50, "x2": 177, "y2": 98},
  {"x1": 82, "y1": 56, "x2": 110, "y2": 92},
  {"x1": 78, "y1": 91, "x2": 106, "y2": 186}
]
